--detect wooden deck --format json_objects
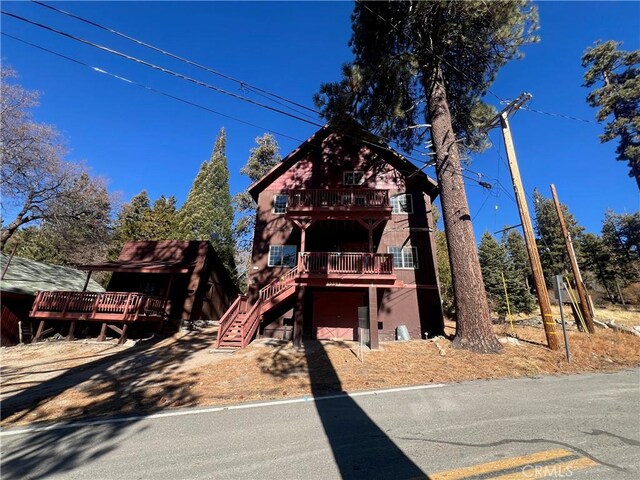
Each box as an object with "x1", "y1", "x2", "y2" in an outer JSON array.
[
  {"x1": 285, "y1": 188, "x2": 392, "y2": 219},
  {"x1": 31, "y1": 291, "x2": 167, "y2": 322},
  {"x1": 29, "y1": 291, "x2": 168, "y2": 343}
]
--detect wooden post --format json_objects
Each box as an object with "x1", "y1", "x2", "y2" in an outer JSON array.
[
  {"x1": 501, "y1": 113, "x2": 560, "y2": 350},
  {"x1": 98, "y1": 322, "x2": 108, "y2": 342},
  {"x1": 368, "y1": 286, "x2": 379, "y2": 350},
  {"x1": 293, "y1": 286, "x2": 305, "y2": 348},
  {"x1": 66, "y1": 321, "x2": 76, "y2": 341},
  {"x1": 32, "y1": 320, "x2": 46, "y2": 343},
  {"x1": 82, "y1": 271, "x2": 92, "y2": 292},
  {"x1": 550, "y1": 184, "x2": 595, "y2": 333}
]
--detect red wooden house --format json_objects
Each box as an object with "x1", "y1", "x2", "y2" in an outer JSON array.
[
  {"x1": 29, "y1": 241, "x2": 239, "y2": 343},
  {"x1": 216, "y1": 122, "x2": 444, "y2": 349}
]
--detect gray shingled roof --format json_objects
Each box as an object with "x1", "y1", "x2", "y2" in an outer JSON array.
[{"x1": 0, "y1": 253, "x2": 104, "y2": 296}]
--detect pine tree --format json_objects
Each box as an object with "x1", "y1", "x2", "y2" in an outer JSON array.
[
  {"x1": 315, "y1": 1, "x2": 538, "y2": 352},
  {"x1": 532, "y1": 189, "x2": 584, "y2": 285},
  {"x1": 479, "y1": 232, "x2": 535, "y2": 316},
  {"x1": 143, "y1": 195, "x2": 180, "y2": 240},
  {"x1": 582, "y1": 41, "x2": 640, "y2": 189},
  {"x1": 503, "y1": 229, "x2": 532, "y2": 291},
  {"x1": 179, "y1": 128, "x2": 236, "y2": 276},
  {"x1": 234, "y1": 134, "x2": 282, "y2": 247},
  {"x1": 579, "y1": 232, "x2": 618, "y2": 302},
  {"x1": 602, "y1": 210, "x2": 640, "y2": 284}
]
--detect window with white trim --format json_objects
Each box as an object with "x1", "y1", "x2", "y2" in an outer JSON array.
[
  {"x1": 388, "y1": 246, "x2": 418, "y2": 269},
  {"x1": 268, "y1": 245, "x2": 297, "y2": 267},
  {"x1": 343, "y1": 171, "x2": 365, "y2": 185},
  {"x1": 273, "y1": 194, "x2": 288, "y2": 214},
  {"x1": 391, "y1": 193, "x2": 413, "y2": 214}
]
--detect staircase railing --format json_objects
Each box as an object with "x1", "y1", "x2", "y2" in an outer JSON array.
[
  {"x1": 259, "y1": 266, "x2": 298, "y2": 301},
  {"x1": 241, "y1": 299, "x2": 263, "y2": 348},
  {"x1": 215, "y1": 294, "x2": 244, "y2": 348}
]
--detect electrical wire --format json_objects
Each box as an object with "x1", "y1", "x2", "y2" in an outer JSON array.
[
  {"x1": 520, "y1": 106, "x2": 597, "y2": 124},
  {"x1": 1, "y1": 9, "x2": 326, "y2": 129},
  {"x1": 1, "y1": 32, "x2": 306, "y2": 143},
  {"x1": 31, "y1": 0, "x2": 322, "y2": 119}
]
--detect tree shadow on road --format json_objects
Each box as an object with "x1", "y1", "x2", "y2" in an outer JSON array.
[
  {"x1": 1, "y1": 329, "x2": 211, "y2": 479},
  {"x1": 258, "y1": 340, "x2": 426, "y2": 479}
]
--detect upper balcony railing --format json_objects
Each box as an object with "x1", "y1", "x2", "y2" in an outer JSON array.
[
  {"x1": 286, "y1": 189, "x2": 390, "y2": 212},
  {"x1": 298, "y1": 252, "x2": 394, "y2": 276}
]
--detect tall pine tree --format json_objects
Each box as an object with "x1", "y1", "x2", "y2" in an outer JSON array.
[
  {"x1": 582, "y1": 41, "x2": 640, "y2": 189},
  {"x1": 315, "y1": 1, "x2": 539, "y2": 352},
  {"x1": 179, "y1": 128, "x2": 236, "y2": 276}
]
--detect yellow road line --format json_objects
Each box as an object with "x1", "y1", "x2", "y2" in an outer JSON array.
[
  {"x1": 428, "y1": 448, "x2": 595, "y2": 480},
  {"x1": 490, "y1": 456, "x2": 598, "y2": 479}
]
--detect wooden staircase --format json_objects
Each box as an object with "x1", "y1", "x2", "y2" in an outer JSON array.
[{"x1": 215, "y1": 267, "x2": 298, "y2": 349}]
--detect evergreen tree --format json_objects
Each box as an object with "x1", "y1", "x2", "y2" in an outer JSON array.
[
  {"x1": 110, "y1": 191, "x2": 151, "y2": 258},
  {"x1": 602, "y1": 210, "x2": 640, "y2": 284},
  {"x1": 582, "y1": 41, "x2": 640, "y2": 189},
  {"x1": 532, "y1": 189, "x2": 584, "y2": 285},
  {"x1": 579, "y1": 232, "x2": 618, "y2": 302},
  {"x1": 234, "y1": 134, "x2": 282, "y2": 247},
  {"x1": 479, "y1": 232, "x2": 535, "y2": 316},
  {"x1": 179, "y1": 128, "x2": 236, "y2": 276},
  {"x1": 315, "y1": 1, "x2": 538, "y2": 352},
  {"x1": 503, "y1": 229, "x2": 532, "y2": 291},
  {"x1": 143, "y1": 195, "x2": 180, "y2": 240}
]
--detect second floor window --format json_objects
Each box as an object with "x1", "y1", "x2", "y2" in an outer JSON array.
[
  {"x1": 273, "y1": 194, "x2": 288, "y2": 214},
  {"x1": 391, "y1": 193, "x2": 413, "y2": 214},
  {"x1": 268, "y1": 245, "x2": 297, "y2": 267},
  {"x1": 388, "y1": 246, "x2": 418, "y2": 269},
  {"x1": 343, "y1": 171, "x2": 364, "y2": 185}
]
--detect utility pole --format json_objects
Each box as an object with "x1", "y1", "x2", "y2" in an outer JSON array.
[
  {"x1": 485, "y1": 93, "x2": 561, "y2": 350},
  {"x1": 550, "y1": 184, "x2": 595, "y2": 333}
]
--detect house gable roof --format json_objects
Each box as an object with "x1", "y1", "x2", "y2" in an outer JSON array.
[
  {"x1": 0, "y1": 254, "x2": 104, "y2": 296},
  {"x1": 248, "y1": 120, "x2": 439, "y2": 201}
]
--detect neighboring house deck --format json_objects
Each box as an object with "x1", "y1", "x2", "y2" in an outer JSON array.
[
  {"x1": 26, "y1": 241, "x2": 239, "y2": 344},
  {"x1": 216, "y1": 121, "x2": 444, "y2": 349},
  {"x1": 0, "y1": 253, "x2": 104, "y2": 346}
]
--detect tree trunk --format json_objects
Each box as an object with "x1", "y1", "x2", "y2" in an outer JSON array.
[
  {"x1": 1, "y1": 204, "x2": 32, "y2": 251},
  {"x1": 427, "y1": 72, "x2": 502, "y2": 353}
]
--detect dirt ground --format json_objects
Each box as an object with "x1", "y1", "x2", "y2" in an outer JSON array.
[{"x1": 1, "y1": 311, "x2": 639, "y2": 427}]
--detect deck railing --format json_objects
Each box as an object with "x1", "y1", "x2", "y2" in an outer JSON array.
[
  {"x1": 31, "y1": 291, "x2": 167, "y2": 322},
  {"x1": 286, "y1": 189, "x2": 389, "y2": 210},
  {"x1": 298, "y1": 252, "x2": 394, "y2": 275}
]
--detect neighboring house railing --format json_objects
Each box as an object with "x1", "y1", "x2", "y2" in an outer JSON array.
[
  {"x1": 286, "y1": 189, "x2": 390, "y2": 209},
  {"x1": 298, "y1": 252, "x2": 394, "y2": 275},
  {"x1": 30, "y1": 291, "x2": 167, "y2": 322}
]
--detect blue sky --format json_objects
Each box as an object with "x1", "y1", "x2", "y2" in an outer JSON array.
[{"x1": 2, "y1": 1, "x2": 639, "y2": 241}]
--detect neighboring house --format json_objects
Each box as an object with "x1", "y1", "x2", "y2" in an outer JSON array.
[
  {"x1": 216, "y1": 121, "x2": 444, "y2": 349},
  {"x1": 29, "y1": 241, "x2": 239, "y2": 343},
  {"x1": 0, "y1": 253, "x2": 104, "y2": 346}
]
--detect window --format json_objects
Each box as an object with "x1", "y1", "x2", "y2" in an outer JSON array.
[
  {"x1": 343, "y1": 171, "x2": 365, "y2": 185},
  {"x1": 388, "y1": 246, "x2": 418, "y2": 269},
  {"x1": 268, "y1": 245, "x2": 297, "y2": 267},
  {"x1": 273, "y1": 194, "x2": 288, "y2": 214},
  {"x1": 391, "y1": 193, "x2": 413, "y2": 214}
]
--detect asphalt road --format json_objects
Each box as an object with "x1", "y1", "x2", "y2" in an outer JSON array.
[{"x1": 1, "y1": 369, "x2": 639, "y2": 480}]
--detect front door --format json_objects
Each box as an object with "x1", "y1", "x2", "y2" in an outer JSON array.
[{"x1": 313, "y1": 291, "x2": 365, "y2": 341}]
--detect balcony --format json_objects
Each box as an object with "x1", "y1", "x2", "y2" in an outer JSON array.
[
  {"x1": 285, "y1": 189, "x2": 391, "y2": 219},
  {"x1": 297, "y1": 252, "x2": 395, "y2": 285},
  {"x1": 30, "y1": 291, "x2": 167, "y2": 323}
]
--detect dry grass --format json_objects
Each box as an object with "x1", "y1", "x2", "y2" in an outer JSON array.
[{"x1": 1, "y1": 319, "x2": 639, "y2": 427}]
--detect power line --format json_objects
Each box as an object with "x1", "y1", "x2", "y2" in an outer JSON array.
[
  {"x1": 31, "y1": 0, "x2": 321, "y2": 119},
  {"x1": 1, "y1": 9, "x2": 326, "y2": 129},
  {"x1": 1, "y1": 32, "x2": 306, "y2": 144},
  {"x1": 520, "y1": 106, "x2": 597, "y2": 124}
]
